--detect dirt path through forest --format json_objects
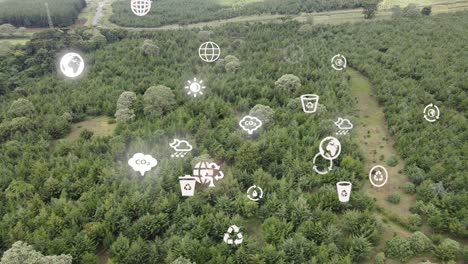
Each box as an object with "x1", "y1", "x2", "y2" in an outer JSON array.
[
  {"x1": 92, "y1": 0, "x2": 468, "y2": 30},
  {"x1": 348, "y1": 68, "x2": 416, "y2": 220},
  {"x1": 348, "y1": 68, "x2": 417, "y2": 263}
]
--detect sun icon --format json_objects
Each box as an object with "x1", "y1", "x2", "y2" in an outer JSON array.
[{"x1": 185, "y1": 78, "x2": 205, "y2": 97}]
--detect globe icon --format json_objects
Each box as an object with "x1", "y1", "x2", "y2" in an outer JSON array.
[
  {"x1": 131, "y1": 0, "x2": 152, "y2": 16},
  {"x1": 199, "y1": 42, "x2": 221, "y2": 62},
  {"x1": 59, "y1": 52, "x2": 84, "y2": 78},
  {"x1": 193, "y1": 161, "x2": 224, "y2": 187}
]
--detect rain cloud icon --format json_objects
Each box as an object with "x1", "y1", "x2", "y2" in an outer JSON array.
[
  {"x1": 334, "y1": 118, "x2": 353, "y2": 135},
  {"x1": 170, "y1": 139, "x2": 193, "y2": 158}
]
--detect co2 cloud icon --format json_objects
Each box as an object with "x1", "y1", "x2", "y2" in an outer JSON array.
[
  {"x1": 239, "y1": 116, "x2": 262, "y2": 134},
  {"x1": 128, "y1": 153, "x2": 157, "y2": 176}
]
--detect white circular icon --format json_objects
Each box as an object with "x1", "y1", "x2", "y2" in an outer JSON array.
[
  {"x1": 283, "y1": 44, "x2": 304, "y2": 64},
  {"x1": 331, "y1": 54, "x2": 347, "y2": 71},
  {"x1": 312, "y1": 152, "x2": 334, "y2": 175},
  {"x1": 59, "y1": 52, "x2": 85, "y2": 78},
  {"x1": 423, "y1": 103, "x2": 440, "y2": 123},
  {"x1": 319, "y1": 136, "x2": 341, "y2": 160},
  {"x1": 247, "y1": 185, "x2": 263, "y2": 201},
  {"x1": 199, "y1": 42, "x2": 220, "y2": 62},
  {"x1": 369, "y1": 165, "x2": 388, "y2": 188},
  {"x1": 185, "y1": 78, "x2": 205, "y2": 97},
  {"x1": 131, "y1": 0, "x2": 152, "y2": 16}
]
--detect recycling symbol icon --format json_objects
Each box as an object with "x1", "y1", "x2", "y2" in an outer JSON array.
[{"x1": 223, "y1": 225, "x2": 243, "y2": 245}]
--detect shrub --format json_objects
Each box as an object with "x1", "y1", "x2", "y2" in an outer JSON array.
[
  {"x1": 116, "y1": 91, "x2": 137, "y2": 110},
  {"x1": 384, "y1": 236, "x2": 413, "y2": 263},
  {"x1": 401, "y1": 182, "x2": 416, "y2": 194},
  {"x1": 7, "y1": 99, "x2": 36, "y2": 118},
  {"x1": 387, "y1": 193, "x2": 401, "y2": 204},
  {"x1": 249, "y1": 104, "x2": 274, "y2": 126},
  {"x1": 275, "y1": 74, "x2": 301, "y2": 92},
  {"x1": 434, "y1": 239, "x2": 460, "y2": 261},
  {"x1": 409, "y1": 231, "x2": 431, "y2": 254},
  {"x1": 408, "y1": 214, "x2": 422, "y2": 227},
  {"x1": 375, "y1": 252, "x2": 385, "y2": 264},
  {"x1": 143, "y1": 85, "x2": 176, "y2": 118},
  {"x1": 421, "y1": 6, "x2": 432, "y2": 16},
  {"x1": 387, "y1": 155, "x2": 398, "y2": 167},
  {"x1": 79, "y1": 129, "x2": 94, "y2": 140}
]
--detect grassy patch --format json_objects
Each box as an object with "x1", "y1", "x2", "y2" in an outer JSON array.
[
  {"x1": 65, "y1": 116, "x2": 116, "y2": 141},
  {"x1": 0, "y1": 38, "x2": 29, "y2": 45}
]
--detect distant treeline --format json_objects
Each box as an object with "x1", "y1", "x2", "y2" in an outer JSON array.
[
  {"x1": 110, "y1": 0, "x2": 372, "y2": 27},
  {"x1": 0, "y1": 0, "x2": 86, "y2": 27}
]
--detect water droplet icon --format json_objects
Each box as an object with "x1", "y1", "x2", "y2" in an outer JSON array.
[{"x1": 252, "y1": 190, "x2": 258, "y2": 197}]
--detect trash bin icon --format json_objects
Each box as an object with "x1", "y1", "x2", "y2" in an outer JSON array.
[
  {"x1": 300, "y1": 94, "x2": 319, "y2": 113},
  {"x1": 336, "y1": 181, "x2": 352, "y2": 203},
  {"x1": 179, "y1": 175, "x2": 197, "y2": 196}
]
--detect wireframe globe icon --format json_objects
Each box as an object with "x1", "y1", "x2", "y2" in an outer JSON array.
[
  {"x1": 199, "y1": 42, "x2": 221, "y2": 62},
  {"x1": 131, "y1": 0, "x2": 152, "y2": 16},
  {"x1": 59, "y1": 52, "x2": 84, "y2": 78}
]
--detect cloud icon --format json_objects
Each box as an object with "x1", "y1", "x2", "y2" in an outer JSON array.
[
  {"x1": 170, "y1": 139, "x2": 193, "y2": 152},
  {"x1": 128, "y1": 153, "x2": 157, "y2": 176},
  {"x1": 239, "y1": 116, "x2": 262, "y2": 134},
  {"x1": 334, "y1": 118, "x2": 353, "y2": 130}
]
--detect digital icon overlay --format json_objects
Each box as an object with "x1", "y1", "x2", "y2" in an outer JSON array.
[
  {"x1": 247, "y1": 185, "x2": 263, "y2": 201},
  {"x1": 283, "y1": 44, "x2": 304, "y2": 64},
  {"x1": 331, "y1": 54, "x2": 347, "y2": 71},
  {"x1": 223, "y1": 225, "x2": 243, "y2": 245},
  {"x1": 334, "y1": 118, "x2": 353, "y2": 135},
  {"x1": 300, "y1": 94, "x2": 319, "y2": 113},
  {"x1": 199, "y1": 42, "x2": 221, "y2": 62},
  {"x1": 313, "y1": 136, "x2": 341, "y2": 175},
  {"x1": 193, "y1": 161, "x2": 224, "y2": 187},
  {"x1": 130, "y1": 0, "x2": 152, "y2": 16},
  {"x1": 179, "y1": 161, "x2": 224, "y2": 196},
  {"x1": 179, "y1": 175, "x2": 197, "y2": 196},
  {"x1": 369, "y1": 165, "x2": 388, "y2": 188},
  {"x1": 337, "y1": 181, "x2": 352, "y2": 203},
  {"x1": 170, "y1": 139, "x2": 193, "y2": 157},
  {"x1": 60, "y1": 52, "x2": 85, "y2": 78},
  {"x1": 239, "y1": 116, "x2": 262, "y2": 134},
  {"x1": 185, "y1": 78, "x2": 205, "y2": 97},
  {"x1": 128, "y1": 153, "x2": 157, "y2": 176},
  {"x1": 423, "y1": 103, "x2": 440, "y2": 123}
]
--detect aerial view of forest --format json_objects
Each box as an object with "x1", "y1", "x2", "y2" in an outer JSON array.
[{"x1": 0, "y1": 0, "x2": 466, "y2": 263}]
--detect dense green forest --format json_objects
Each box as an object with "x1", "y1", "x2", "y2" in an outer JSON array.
[
  {"x1": 110, "y1": 0, "x2": 374, "y2": 27},
  {"x1": 0, "y1": 9, "x2": 467, "y2": 264},
  {"x1": 0, "y1": 0, "x2": 86, "y2": 27}
]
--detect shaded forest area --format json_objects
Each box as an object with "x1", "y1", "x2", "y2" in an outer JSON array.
[
  {"x1": 0, "y1": 10, "x2": 466, "y2": 264},
  {"x1": 0, "y1": 0, "x2": 86, "y2": 27},
  {"x1": 110, "y1": 0, "x2": 373, "y2": 27}
]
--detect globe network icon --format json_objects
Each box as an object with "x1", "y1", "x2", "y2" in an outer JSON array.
[
  {"x1": 130, "y1": 0, "x2": 152, "y2": 16},
  {"x1": 199, "y1": 42, "x2": 221, "y2": 62}
]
